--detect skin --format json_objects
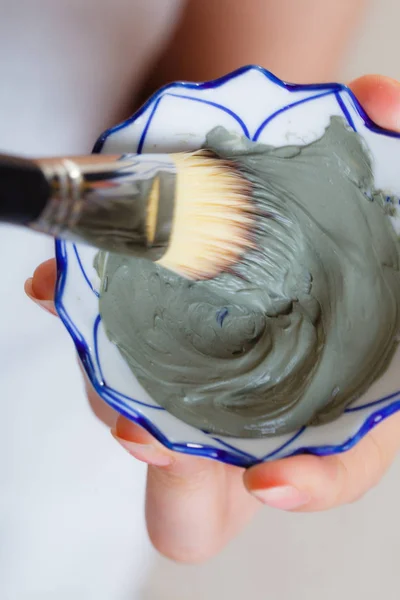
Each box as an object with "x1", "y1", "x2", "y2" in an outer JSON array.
[
  {"x1": 25, "y1": 0, "x2": 373, "y2": 563},
  {"x1": 26, "y1": 75, "x2": 400, "y2": 563},
  {"x1": 139, "y1": 0, "x2": 366, "y2": 90}
]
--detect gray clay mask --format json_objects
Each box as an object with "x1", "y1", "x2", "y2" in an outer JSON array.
[{"x1": 95, "y1": 117, "x2": 400, "y2": 438}]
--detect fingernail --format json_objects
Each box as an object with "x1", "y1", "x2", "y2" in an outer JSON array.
[
  {"x1": 32, "y1": 298, "x2": 56, "y2": 315},
  {"x1": 111, "y1": 430, "x2": 172, "y2": 467},
  {"x1": 250, "y1": 485, "x2": 310, "y2": 510},
  {"x1": 25, "y1": 279, "x2": 56, "y2": 316}
]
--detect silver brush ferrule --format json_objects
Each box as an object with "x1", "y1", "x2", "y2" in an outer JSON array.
[
  {"x1": 32, "y1": 159, "x2": 84, "y2": 237},
  {"x1": 30, "y1": 154, "x2": 177, "y2": 257}
]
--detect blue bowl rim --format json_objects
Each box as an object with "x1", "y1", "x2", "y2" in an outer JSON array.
[{"x1": 55, "y1": 64, "x2": 400, "y2": 467}]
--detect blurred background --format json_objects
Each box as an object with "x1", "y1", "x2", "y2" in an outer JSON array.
[{"x1": 1, "y1": 1, "x2": 400, "y2": 599}]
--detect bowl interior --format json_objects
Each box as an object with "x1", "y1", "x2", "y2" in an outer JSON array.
[{"x1": 56, "y1": 66, "x2": 400, "y2": 466}]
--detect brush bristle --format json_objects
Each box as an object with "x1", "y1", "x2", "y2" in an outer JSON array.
[{"x1": 156, "y1": 150, "x2": 256, "y2": 279}]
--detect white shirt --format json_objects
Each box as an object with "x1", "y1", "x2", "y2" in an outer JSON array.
[{"x1": 0, "y1": 2, "x2": 184, "y2": 598}]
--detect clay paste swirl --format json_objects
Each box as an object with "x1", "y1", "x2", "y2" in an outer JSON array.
[{"x1": 96, "y1": 118, "x2": 400, "y2": 438}]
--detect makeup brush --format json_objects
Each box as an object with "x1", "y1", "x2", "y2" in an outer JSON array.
[{"x1": 0, "y1": 151, "x2": 255, "y2": 279}]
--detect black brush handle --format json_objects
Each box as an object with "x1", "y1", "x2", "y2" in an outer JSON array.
[
  {"x1": 0, "y1": 154, "x2": 51, "y2": 225},
  {"x1": 0, "y1": 152, "x2": 176, "y2": 258}
]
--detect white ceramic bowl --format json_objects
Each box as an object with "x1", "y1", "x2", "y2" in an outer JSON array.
[{"x1": 55, "y1": 66, "x2": 400, "y2": 467}]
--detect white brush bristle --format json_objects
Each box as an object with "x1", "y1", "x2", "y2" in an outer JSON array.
[{"x1": 157, "y1": 151, "x2": 255, "y2": 279}]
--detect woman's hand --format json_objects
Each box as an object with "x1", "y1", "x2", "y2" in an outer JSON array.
[{"x1": 26, "y1": 75, "x2": 400, "y2": 564}]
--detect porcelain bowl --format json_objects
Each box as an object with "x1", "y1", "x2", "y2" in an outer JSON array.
[{"x1": 55, "y1": 66, "x2": 400, "y2": 467}]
